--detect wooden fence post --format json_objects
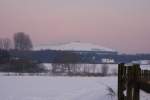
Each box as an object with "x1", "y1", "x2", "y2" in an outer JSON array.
[
  {"x1": 118, "y1": 63, "x2": 126, "y2": 100},
  {"x1": 127, "y1": 66, "x2": 133, "y2": 100},
  {"x1": 133, "y1": 64, "x2": 140, "y2": 100},
  {"x1": 118, "y1": 63, "x2": 150, "y2": 100}
]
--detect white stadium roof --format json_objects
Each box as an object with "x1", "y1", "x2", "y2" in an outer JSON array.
[{"x1": 33, "y1": 42, "x2": 117, "y2": 52}]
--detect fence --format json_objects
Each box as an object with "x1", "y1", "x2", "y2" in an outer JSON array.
[{"x1": 118, "y1": 63, "x2": 150, "y2": 100}]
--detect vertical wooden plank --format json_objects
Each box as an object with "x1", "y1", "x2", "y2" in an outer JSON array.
[
  {"x1": 133, "y1": 64, "x2": 140, "y2": 100},
  {"x1": 148, "y1": 71, "x2": 150, "y2": 80},
  {"x1": 127, "y1": 82, "x2": 132, "y2": 100},
  {"x1": 118, "y1": 63, "x2": 122, "y2": 100},
  {"x1": 118, "y1": 63, "x2": 125, "y2": 100},
  {"x1": 134, "y1": 84, "x2": 140, "y2": 100},
  {"x1": 127, "y1": 66, "x2": 132, "y2": 100}
]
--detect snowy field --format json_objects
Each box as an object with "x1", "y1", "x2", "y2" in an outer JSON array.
[
  {"x1": 0, "y1": 76, "x2": 117, "y2": 100},
  {"x1": 0, "y1": 76, "x2": 150, "y2": 100}
]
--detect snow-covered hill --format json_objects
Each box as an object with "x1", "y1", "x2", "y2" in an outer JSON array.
[{"x1": 33, "y1": 42, "x2": 116, "y2": 52}]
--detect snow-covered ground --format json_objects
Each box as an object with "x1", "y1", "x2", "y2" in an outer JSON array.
[
  {"x1": 0, "y1": 76, "x2": 150, "y2": 100},
  {"x1": 0, "y1": 76, "x2": 117, "y2": 100},
  {"x1": 0, "y1": 64, "x2": 150, "y2": 100},
  {"x1": 140, "y1": 64, "x2": 150, "y2": 70}
]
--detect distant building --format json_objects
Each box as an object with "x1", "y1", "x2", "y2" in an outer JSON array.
[
  {"x1": 32, "y1": 42, "x2": 118, "y2": 63},
  {"x1": 34, "y1": 42, "x2": 118, "y2": 55},
  {"x1": 10, "y1": 42, "x2": 150, "y2": 64}
]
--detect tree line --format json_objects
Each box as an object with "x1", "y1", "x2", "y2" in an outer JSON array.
[
  {"x1": 0, "y1": 32, "x2": 47, "y2": 74},
  {"x1": 0, "y1": 32, "x2": 33, "y2": 51},
  {"x1": 51, "y1": 51, "x2": 110, "y2": 76}
]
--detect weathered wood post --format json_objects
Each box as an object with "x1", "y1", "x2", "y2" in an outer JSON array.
[
  {"x1": 118, "y1": 63, "x2": 150, "y2": 100},
  {"x1": 127, "y1": 66, "x2": 133, "y2": 100},
  {"x1": 118, "y1": 63, "x2": 126, "y2": 100},
  {"x1": 132, "y1": 64, "x2": 140, "y2": 100},
  {"x1": 126, "y1": 64, "x2": 140, "y2": 100}
]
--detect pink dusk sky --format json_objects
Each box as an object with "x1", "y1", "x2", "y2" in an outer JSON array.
[{"x1": 0, "y1": 0, "x2": 150, "y2": 54}]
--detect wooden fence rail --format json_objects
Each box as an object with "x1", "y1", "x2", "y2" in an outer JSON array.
[{"x1": 118, "y1": 63, "x2": 150, "y2": 100}]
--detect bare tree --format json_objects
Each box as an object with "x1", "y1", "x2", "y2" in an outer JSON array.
[
  {"x1": 111, "y1": 68, "x2": 117, "y2": 76},
  {"x1": 0, "y1": 38, "x2": 11, "y2": 50},
  {"x1": 52, "y1": 51, "x2": 80, "y2": 75},
  {"x1": 101, "y1": 64, "x2": 109, "y2": 76},
  {"x1": 0, "y1": 38, "x2": 3, "y2": 49},
  {"x1": 14, "y1": 32, "x2": 33, "y2": 51}
]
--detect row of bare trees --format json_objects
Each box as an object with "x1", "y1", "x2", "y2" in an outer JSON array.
[
  {"x1": 0, "y1": 32, "x2": 33, "y2": 51},
  {"x1": 52, "y1": 63, "x2": 110, "y2": 76},
  {"x1": 0, "y1": 38, "x2": 11, "y2": 50},
  {"x1": 51, "y1": 51, "x2": 113, "y2": 76}
]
